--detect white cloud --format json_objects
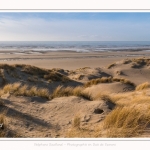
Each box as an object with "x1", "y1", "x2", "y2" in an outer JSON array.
[{"x1": 0, "y1": 16, "x2": 150, "y2": 41}]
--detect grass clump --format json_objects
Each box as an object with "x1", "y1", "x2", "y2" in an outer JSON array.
[
  {"x1": 66, "y1": 115, "x2": 101, "y2": 138},
  {"x1": 136, "y1": 82, "x2": 150, "y2": 91},
  {"x1": 107, "y1": 63, "x2": 116, "y2": 69},
  {"x1": 21, "y1": 65, "x2": 49, "y2": 76},
  {"x1": 0, "y1": 69, "x2": 7, "y2": 85},
  {"x1": 27, "y1": 76, "x2": 38, "y2": 82},
  {"x1": 131, "y1": 58, "x2": 150, "y2": 68},
  {"x1": 3, "y1": 82, "x2": 21, "y2": 94},
  {"x1": 119, "y1": 78, "x2": 135, "y2": 86},
  {"x1": 122, "y1": 59, "x2": 132, "y2": 64},
  {"x1": 2, "y1": 83, "x2": 50, "y2": 99},
  {"x1": 2, "y1": 83, "x2": 92, "y2": 100},
  {"x1": 102, "y1": 106, "x2": 150, "y2": 137},
  {"x1": 0, "y1": 114, "x2": 6, "y2": 137},
  {"x1": 0, "y1": 64, "x2": 15, "y2": 71},
  {"x1": 51, "y1": 86, "x2": 92, "y2": 100},
  {"x1": 84, "y1": 77, "x2": 112, "y2": 87},
  {"x1": 66, "y1": 127, "x2": 98, "y2": 138},
  {"x1": 44, "y1": 72, "x2": 70, "y2": 82},
  {"x1": 84, "y1": 77, "x2": 135, "y2": 87},
  {"x1": 72, "y1": 115, "x2": 81, "y2": 129}
]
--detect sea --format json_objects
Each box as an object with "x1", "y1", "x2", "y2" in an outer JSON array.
[{"x1": 0, "y1": 41, "x2": 150, "y2": 52}]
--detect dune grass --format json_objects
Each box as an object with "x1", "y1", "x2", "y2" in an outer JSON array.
[
  {"x1": 84, "y1": 77, "x2": 135, "y2": 87},
  {"x1": 66, "y1": 126, "x2": 101, "y2": 138},
  {"x1": 136, "y1": 82, "x2": 150, "y2": 91},
  {"x1": 0, "y1": 64, "x2": 71, "y2": 84},
  {"x1": 72, "y1": 115, "x2": 81, "y2": 129},
  {"x1": 102, "y1": 106, "x2": 150, "y2": 137},
  {"x1": 2, "y1": 83, "x2": 92, "y2": 100},
  {"x1": 107, "y1": 63, "x2": 116, "y2": 69},
  {"x1": 66, "y1": 115, "x2": 101, "y2": 138},
  {"x1": 0, "y1": 69, "x2": 7, "y2": 85},
  {"x1": 2, "y1": 82, "x2": 50, "y2": 99},
  {"x1": 107, "y1": 58, "x2": 150, "y2": 68},
  {"x1": 67, "y1": 88, "x2": 150, "y2": 137},
  {"x1": 20, "y1": 64, "x2": 49, "y2": 76},
  {"x1": 44, "y1": 72, "x2": 70, "y2": 82},
  {"x1": 51, "y1": 86, "x2": 92, "y2": 100},
  {"x1": 66, "y1": 82, "x2": 150, "y2": 138},
  {"x1": 129, "y1": 58, "x2": 150, "y2": 68},
  {"x1": 0, "y1": 114, "x2": 6, "y2": 137},
  {"x1": 0, "y1": 64, "x2": 15, "y2": 71},
  {"x1": 98, "y1": 86, "x2": 150, "y2": 137}
]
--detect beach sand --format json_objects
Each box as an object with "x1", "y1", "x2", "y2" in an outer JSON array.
[
  {"x1": 0, "y1": 50, "x2": 150, "y2": 138},
  {"x1": 0, "y1": 50, "x2": 150, "y2": 69}
]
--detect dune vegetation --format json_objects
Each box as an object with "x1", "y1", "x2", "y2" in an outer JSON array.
[
  {"x1": 0, "y1": 61, "x2": 150, "y2": 138},
  {"x1": 84, "y1": 77, "x2": 135, "y2": 87}
]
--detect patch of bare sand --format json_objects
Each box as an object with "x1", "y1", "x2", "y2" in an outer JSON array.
[
  {"x1": 85, "y1": 82, "x2": 135, "y2": 95},
  {"x1": 103, "y1": 58, "x2": 150, "y2": 85},
  {"x1": 1, "y1": 95, "x2": 113, "y2": 137},
  {"x1": 68, "y1": 67, "x2": 110, "y2": 81}
]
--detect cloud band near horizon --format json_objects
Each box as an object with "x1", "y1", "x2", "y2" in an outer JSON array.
[{"x1": 0, "y1": 12, "x2": 150, "y2": 41}]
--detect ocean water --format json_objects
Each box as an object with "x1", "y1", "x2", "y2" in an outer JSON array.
[{"x1": 0, "y1": 41, "x2": 150, "y2": 52}]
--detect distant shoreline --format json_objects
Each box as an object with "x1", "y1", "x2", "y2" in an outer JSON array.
[
  {"x1": 0, "y1": 48, "x2": 150, "y2": 53},
  {"x1": 0, "y1": 50, "x2": 149, "y2": 70}
]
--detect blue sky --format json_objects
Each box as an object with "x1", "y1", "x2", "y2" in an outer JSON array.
[{"x1": 0, "y1": 12, "x2": 150, "y2": 41}]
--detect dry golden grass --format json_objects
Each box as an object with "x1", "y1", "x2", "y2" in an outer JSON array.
[
  {"x1": 66, "y1": 127, "x2": 99, "y2": 138},
  {"x1": 44, "y1": 71, "x2": 70, "y2": 82},
  {"x1": 130, "y1": 58, "x2": 150, "y2": 68},
  {"x1": 107, "y1": 63, "x2": 116, "y2": 69},
  {"x1": 94, "y1": 87, "x2": 150, "y2": 137},
  {"x1": 2, "y1": 83, "x2": 93, "y2": 100},
  {"x1": 0, "y1": 69, "x2": 7, "y2": 85},
  {"x1": 0, "y1": 64, "x2": 15, "y2": 71},
  {"x1": 66, "y1": 115, "x2": 101, "y2": 138},
  {"x1": 36, "y1": 88, "x2": 50, "y2": 99},
  {"x1": 107, "y1": 58, "x2": 150, "y2": 69},
  {"x1": 93, "y1": 91, "x2": 112, "y2": 101},
  {"x1": 0, "y1": 114, "x2": 6, "y2": 137},
  {"x1": 51, "y1": 86, "x2": 92, "y2": 100},
  {"x1": 2, "y1": 83, "x2": 50, "y2": 99},
  {"x1": 66, "y1": 84, "x2": 150, "y2": 137},
  {"x1": 5, "y1": 63, "x2": 68, "y2": 81},
  {"x1": 27, "y1": 76, "x2": 38, "y2": 82},
  {"x1": 122, "y1": 59, "x2": 132, "y2": 64},
  {"x1": 84, "y1": 77, "x2": 112, "y2": 87},
  {"x1": 84, "y1": 77, "x2": 135, "y2": 87},
  {"x1": 136, "y1": 82, "x2": 150, "y2": 91},
  {"x1": 15, "y1": 85, "x2": 28, "y2": 96},
  {"x1": 21, "y1": 64, "x2": 49, "y2": 76},
  {"x1": 0, "y1": 113, "x2": 21, "y2": 137},
  {"x1": 132, "y1": 58, "x2": 150, "y2": 64},
  {"x1": 102, "y1": 106, "x2": 150, "y2": 137},
  {"x1": 3, "y1": 82, "x2": 21, "y2": 94},
  {"x1": 72, "y1": 115, "x2": 81, "y2": 129}
]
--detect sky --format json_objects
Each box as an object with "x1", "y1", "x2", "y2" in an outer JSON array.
[{"x1": 0, "y1": 12, "x2": 150, "y2": 41}]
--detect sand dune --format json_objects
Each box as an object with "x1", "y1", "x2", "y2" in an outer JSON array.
[{"x1": 0, "y1": 57, "x2": 150, "y2": 137}]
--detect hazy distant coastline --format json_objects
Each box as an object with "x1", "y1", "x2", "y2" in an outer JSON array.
[{"x1": 1, "y1": 41, "x2": 150, "y2": 52}]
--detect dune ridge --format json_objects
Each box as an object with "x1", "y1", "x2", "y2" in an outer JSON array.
[{"x1": 0, "y1": 57, "x2": 150, "y2": 137}]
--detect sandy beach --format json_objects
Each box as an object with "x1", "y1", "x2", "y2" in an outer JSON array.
[
  {"x1": 0, "y1": 50, "x2": 150, "y2": 69},
  {"x1": 0, "y1": 50, "x2": 150, "y2": 138}
]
